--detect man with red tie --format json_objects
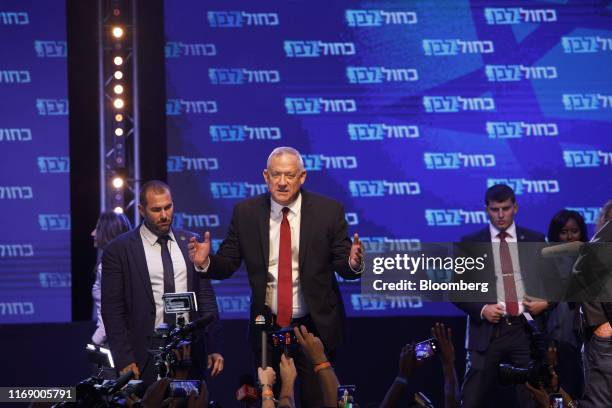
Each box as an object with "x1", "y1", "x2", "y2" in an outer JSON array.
[
  {"x1": 189, "y1": 146, "x2": 364, "y2": 406},
  {"x1": 454, "y1": 184, "x2": 549, "y2": 408}
]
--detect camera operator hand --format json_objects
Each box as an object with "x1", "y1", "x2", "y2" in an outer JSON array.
[
  {"x1": 293, "y1": 325, "x2": 327, "y2": 364},
  {"x1": 523, "y1": 296, "x2": 548, "y2": 316},
  {"x1": 171, "y1": 342, "x2": 192, "y2": 380},
  {"x1": 482, "y1": 303, "x2": 505, "y2": 323},
  {"x1": 121, "y1": 362, "x2": 141, "y2": 380},
  {"x1": 207, "y1": 353, "x2": 224, "y2": 377}
]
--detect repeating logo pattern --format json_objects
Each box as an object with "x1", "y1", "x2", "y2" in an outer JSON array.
[{"x1": 165, "y1": 1, "x2": 611, "y2": 318}]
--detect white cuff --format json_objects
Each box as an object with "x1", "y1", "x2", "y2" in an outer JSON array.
[
  {"x1": 348, "y1": 258, "x2": 365, "y2": 274},
  {"x1": 194, "y1": 257, "x2": 210, "y2": 272}
]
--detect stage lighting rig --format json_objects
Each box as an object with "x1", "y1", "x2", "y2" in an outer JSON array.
[{"x1": 99, "y1": 0, "x2": 139, "y2": 224}]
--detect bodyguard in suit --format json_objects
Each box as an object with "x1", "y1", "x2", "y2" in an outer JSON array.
[
  {"x1": 189, "y1": 146, "x2": 364, "y2": 406},
  {"x1": 454, "y1": 184, "x2": 549, "y2": 407},
  {"x1": 101, "y1": 180, "x2": 223, "y2": 385}
]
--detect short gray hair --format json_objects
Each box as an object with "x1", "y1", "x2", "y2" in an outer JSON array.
[{"x1": 266, "y1": 146, "x2": 305, "y2": 172}]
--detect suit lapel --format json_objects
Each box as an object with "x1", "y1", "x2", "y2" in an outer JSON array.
[
  {"x1": 131, "y1": 229, "x2": 155, "y2": 306},
  {"x1": 258, "y1": 195, "x2": 271, "y2": 269},
  {"x1": 174, "y1": 229, "x2": 194, "y2": 292},
  {"x1": 298, "y1": 191, "x2": 313, "y2": 274}
]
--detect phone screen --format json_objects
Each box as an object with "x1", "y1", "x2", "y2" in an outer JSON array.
[
  {"x1": 415, "y1": 338, "x2": 438, "y2": 360},
  {"x1": 337, "y1": 385, "x2": 356, "y2": 406},
  {"x1": 169, "y1": 380, "x2": 199, "y2": 398},
  {"x1": 269, "y1": 329, "x2": 298, "y2": 348}
]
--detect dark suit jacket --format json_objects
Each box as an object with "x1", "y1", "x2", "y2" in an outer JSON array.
[
  {"x1": 206, "y1": 190, "x2": 360, "y2": 351},
  {"x1": 101, "y1": 227, "x2": 222, "y2": 376},
  {"x1": 454, "y1": 226, "x2": 546, "y2": 352}
]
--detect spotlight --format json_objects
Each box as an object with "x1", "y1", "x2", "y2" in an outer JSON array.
[
  {"x1": 115, "y1": 114, "x2": 123, "y2": 122},
  {"x1": 112, "y1": 177, "x2": 124, "y2": 188},
  {"x1": 113, "y1": 206, "x2": 124, "y2": 214},
  {"x1": 115, "y1": 128, "x2": 124, "y2": 136},
  {"x1": 113, "y1": 98, "x2": 124, "y2": 109},
  {"x1": 113, "y1": 84, "x2": 124, "y2": 94},
  {"x1": 112, "y1": 27, "x2": 124, "y2": 38},
  {"x1": 113, "y1": 56, "x2": 123, "y2": 66},
  {"x1": 114, "y1": 71, "x2": 123, "y2": 80}
]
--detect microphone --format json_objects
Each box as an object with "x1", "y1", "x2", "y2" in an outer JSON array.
[
  {"x1": 541, "y1": 241, "x2": 584, "y2": 258},
  {"x1": 172, "y1": 313, "x2": 214, "y2": 336},
  {"x1": 101, "y1": 370, "x2": 134, "y2": 395},
  {"x1": 254, "y1": 314, "x2": 268, "y2": 368},
  {"x1": 235, "y1": 374, "x2": 258, "y2": 403}
]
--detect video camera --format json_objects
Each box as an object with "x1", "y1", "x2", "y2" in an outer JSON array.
[
  {"x1": 55, "y1": 370, "x2": 142, "y2": 407},
  {"x1": 498, "y1": 314, "x2": 553, "y2": 388},
  {"x1": 152, "y1": 292, "x2": 213, "y2": 378}
]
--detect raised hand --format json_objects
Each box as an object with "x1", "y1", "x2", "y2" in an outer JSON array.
[
  {"x1": 349, "y1": 233, "x2": 364, "y2": 270},
  {"x1": 188, "y1": 232, "x2": 211, "y2": 268}
]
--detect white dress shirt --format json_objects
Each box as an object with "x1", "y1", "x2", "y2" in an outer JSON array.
[
  {"x1": 140, "y1": 224, "x2": 188, "y2": 328},
  {"x1": 487, "y1": 222, "x2": 526, "y2": 315},
  {"x1": 266, "y1": 194, "x2": 308, "y2": 318}
]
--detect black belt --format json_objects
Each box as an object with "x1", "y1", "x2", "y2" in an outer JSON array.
[
  {"x1": 499, "y1": 314, "x2": 525, "y2": 326},
  {"x1": 270, "y1": 313, "x2": 313, "y2": 329}
]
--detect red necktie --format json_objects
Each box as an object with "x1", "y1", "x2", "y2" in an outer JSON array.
[
  {"x1": 498, "y1": 231, "x2": 519, "y2": 316},
  {"x1": 277, "y1": 207, "x2": 292, "y2": 327}
]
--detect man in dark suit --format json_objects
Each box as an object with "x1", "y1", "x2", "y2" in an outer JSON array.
[
  {"x1": 454, "y1": 184, "x2": 549, "y2": 407},
  {"x1": 188, "y1": 147, "x2": 364, "y2": 406},
  {"x1": 102, "y1": 180, "x2": 223, "y2": 385}
]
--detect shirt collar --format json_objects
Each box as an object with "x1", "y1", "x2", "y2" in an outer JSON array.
[
  {"x1": 270, "y1": 192, "x2": 302, "y2": 217},
  {"x1": 140, "y1": 223, "x2": 176, "y2": 246},
  {"x1": 489, "y1": 221, "x2": 517, "y2": 240}
]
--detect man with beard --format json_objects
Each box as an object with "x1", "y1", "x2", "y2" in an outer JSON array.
[{"x1": 102, "y1": 180, "x2": 223, "y2": 384}]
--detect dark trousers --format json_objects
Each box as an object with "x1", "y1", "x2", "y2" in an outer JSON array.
[
  {"x1": 253, "y1": 314, "x2": 332, "y2": 408},
  {"x1": 461, "y1": 322, "x2": 536, "y2": 408},
  {"x1": 581, "y1": 333, "x2": 612, "y2": 408}
]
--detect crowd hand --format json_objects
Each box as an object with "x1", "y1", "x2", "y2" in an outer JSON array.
[
  {"x1": 207, "y1": 353, "x2": 224, "y2": 377},
  {"x1": 178, "y1": 380, "x2": 208, "y2": 408},
  {"x1": 293, "y1": 325, "x2": 327, "y2": 364},
  {"x1": 280, "y1": 353, "x2": 297, "y2": 384},
  {"x1": 482, "y1": 303, "x2": 505, "y2": 323},
  {"x1": 188, "y1": 232, "x2": 211, "y2": 268},
  {"x1": 431, "y1": 322, "x2": 454, "y2": 366},
  {"x1": 349, "y1": 233, "x2": 364, "y2": 270},
  {"x1": 120, "y1": 362, "x2": 141, "y2": 380},
  {"x1": 398, "y1": 343, "x2": 422, "y2": 378},
  {"x1": 545, "y1": 343, "x2": 558, "y2": 369},
  {"x1": 523, "y1": 296, "x2": 548, "y2": 316},
  {"x1": 525, "y1": 383, "x2": 550, "y2": 408},
  {"x1": 258, "y1": 366, "x2": 277, "y2": 388},
  {"x1": 141, "y1": 378, "x2": 172, "y2": 408}
]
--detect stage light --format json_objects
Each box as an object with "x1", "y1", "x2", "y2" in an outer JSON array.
[
  {"x1": 113, "y1": 206, "x2": 124, "y2": 214},
  {"x1": 113, "y1": 84, "x2": 124, "y2": 94},
  {"x1": 113, "y1": 56, "x2": 123, "y2": 66},
  {"x1": 115, "y1": 114, "x2": 123, "y2": 122},
  {"x1": 112, "y1": 177, "x2": 124, "y2": 188},
  {"x1": 115, "y1": 128, "x2": 124, "y2": 136},
  {"x1": 114, "y1": 71, "x2": 123, "y2": 80},
  {"x1": 112, "y1": 27, "x2": 124, "y2": 38},
  {"x1": 113, "y1": 98, "x2": 124, "y2": 109}
]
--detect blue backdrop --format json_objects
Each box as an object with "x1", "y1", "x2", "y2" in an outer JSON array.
[
  {"x1": 165, "y1": 0, "x2": 612, "y2": 319},
  {"x1": 0, "y1": 1, "x2": 70, "y2": 323}
]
